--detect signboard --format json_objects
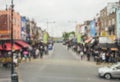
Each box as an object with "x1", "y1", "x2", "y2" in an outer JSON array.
[
  {"x1": 116, "y1": 9, "x2": 120, "y2": 38},
  {"x1": 99, "y1": 37, "x2": 113, "y2": 43},
  {"x1": 0, "y1": 34, "x2": 10, "y2": 39},
  {"x1": 101, "y1": 31, "x2": 107, "y2": 37},
  {"x1": 90, "y1": 20, "x2": 96, "y2": 37},
  {"x1": 0, "y1": 30, "x2": 10, "y2": 34}
]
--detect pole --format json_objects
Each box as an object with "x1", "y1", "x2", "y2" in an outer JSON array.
[
  {"x1": 10, "y1": 0, "x2": 18, "y2": 82},
  {"x1": 10, "y1": 0, "x2": 19, "y2": 82},
  {"x1": 11, "y1": 0, "x2": 14, "y2": 75}
]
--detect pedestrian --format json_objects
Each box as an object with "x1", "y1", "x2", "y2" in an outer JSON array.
[
  {"x1": 101, "y1": 51, "x2": 106, "y2": 63},
  {"x1": 39, "y1": 44, "x2": 44, "y2": 58},
  {"x1": 105, "y1": 51, "x2": 110, "y2": 63},
  {"x1": 44, "y1": 45, "x2": 48, "y2": 55},
  {"x1": 67, "y1": 42, "x2": 71, "y2": 50},
  {"x1": 86, "y1": 49, "x2": 91, "y2": 61},
  {"x1": 35, "y1": 48, "x2": 40, "y2": 58},
  {"x1": 80, "y1": 51, "x2": 84, "y2": 60},
  {"x1": 23, "y1": 49, "x2": 29, "y2": 62}
]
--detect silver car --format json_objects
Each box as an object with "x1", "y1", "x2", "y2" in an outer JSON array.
[{"x1": 98, "y1": 63, "x2": 120, "y2": 79}]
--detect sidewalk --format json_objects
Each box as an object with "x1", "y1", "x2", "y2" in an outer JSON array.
[
  {"x1": 65, "y1": 46, "x2": 113, "y2": 67},
  {"x1": 0, "y1": 49, "x2": 54, "y2": 82},
  {"x1": 0, "y1": 67, "x2": 11, "y2": 82}
]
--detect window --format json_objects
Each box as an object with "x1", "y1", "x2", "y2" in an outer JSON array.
[
  {"x1": 116, "y1": 66, "x2": 120, "y2": 69},
  {"x1": 109, "y1": 20, "x2": 111, "y2": 26},
  {"x1": 112, "y1": 18, "x2": 115, "y2": 25}
]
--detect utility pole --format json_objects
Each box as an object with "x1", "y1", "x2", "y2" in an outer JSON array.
[{"x1": 10, "y1": 0, "x2": 19, "y2": 82}]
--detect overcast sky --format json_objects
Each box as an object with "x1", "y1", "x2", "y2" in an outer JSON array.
[{"x1": 0, "y1": 0, "x2": 119, "y2": 37}]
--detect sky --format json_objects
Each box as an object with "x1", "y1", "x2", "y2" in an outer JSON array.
[{"x1": 0, "y1": 0, "x2": 119, "y2": 37}]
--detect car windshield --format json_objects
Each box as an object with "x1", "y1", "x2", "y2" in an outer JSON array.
[{"x1": 108, "y1": 63, "x2": 120, "y2": 68}]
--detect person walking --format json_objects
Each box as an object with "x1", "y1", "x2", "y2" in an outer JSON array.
[
  {"x1": 23, "y1": 49, "x2": 29, "y2": 62},
  {"x1": 80, "y1": 51, "x2": 84, "y2": 60},
  {"x1": 35, "y1": 48, "x2": 40, "y2": 58},
  {"x1": 39, "y1": 44, "x2": 44, "y2": 58},
  {"x1": 101, "y1": 51, "x2": 106, "y2": 63},
  {"x1": 86, "y1": 49, "x2": 91, "y2": 61}
]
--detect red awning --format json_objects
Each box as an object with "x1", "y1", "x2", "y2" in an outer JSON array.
[
  {"x1": 0, "y1": 43, "x2": 21, "y2": 51},
  {"x1": 15, "y1": 40, "x2": 30, "y2": 48}
]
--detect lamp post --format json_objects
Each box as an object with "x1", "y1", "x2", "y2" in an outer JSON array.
[
  {"x1": 11, "y1": 0, "x2": 14, "y2": 74},
  {"x1": 10, "y1": 0, "x2": 18, "y2": 82}
]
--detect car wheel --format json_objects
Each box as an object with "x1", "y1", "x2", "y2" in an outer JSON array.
[{"x1": 104, "y1": 73, "x2": 111, "y2": 80}]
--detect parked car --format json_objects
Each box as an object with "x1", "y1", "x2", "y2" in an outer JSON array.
[{"x1": 98, "y1": 62, "x2": 120, "y2": 79}]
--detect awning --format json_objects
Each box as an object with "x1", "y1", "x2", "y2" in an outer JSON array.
[
  {"x1": 15, "y1": 40, "x2": 30, "y2": 48},
  {"x1": 85, "y1": 37, "x2": 92, "y2": 43},
  {"x1": 99, "y1": 43, "x2": 118, "y2": 51},
  {"x1": 110, "y1": 48, "x2": 118, "y2": 51},
  {"x1": 0, "y1": 43, "x2": 21, "y2": 51}
]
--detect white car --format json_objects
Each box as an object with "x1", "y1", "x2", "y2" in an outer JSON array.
[{"x1": 98, "y1": 63, "x2": 120, "y2": 79}]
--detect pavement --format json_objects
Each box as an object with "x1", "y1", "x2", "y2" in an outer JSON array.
[
  {"x1": 0, "y1": 66, "x2": 11, "y2": 82},
  {"x1": 63, "y1": 45, "x2": 114, "y2": 67},
  {"x1": 0, "y1": 49, "x2": 54, "y2": 82}
]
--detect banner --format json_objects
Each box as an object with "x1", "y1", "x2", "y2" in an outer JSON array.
[
  {"x1": 43, "y1": 32, "x2": 48, "y2": 44},
  {"x1": 116, "y1": 9, "x2": 120, "y2": 38},
  {"x1": 90, "y1": 20, "x2": 96, "y2": 37},
  {"x1": 76, "y1": 33, "x2": 81, "y2": 43}
]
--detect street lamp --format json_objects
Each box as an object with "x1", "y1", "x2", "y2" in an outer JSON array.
[
  {"x1": 10, "y1": 0, "x2": 18, "y2": 82},
  {"x1": 11, "y1": 0, "x2": 14, "y2": 74}
]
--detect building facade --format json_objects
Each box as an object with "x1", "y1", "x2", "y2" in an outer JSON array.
[
  {"x1": 99, "y1": 2, "x2": 120, "y2": 41},
  {"x1": 0, "y1": 9, "x2": 21, "y2": 40}
]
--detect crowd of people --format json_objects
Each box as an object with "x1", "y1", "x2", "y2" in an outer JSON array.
[
  {"x1": 0, "y1": 41, "x2": 54, "y2": 68},
  {"x1": 65, "y1": 39, "x2": 120, "y2": 64}
]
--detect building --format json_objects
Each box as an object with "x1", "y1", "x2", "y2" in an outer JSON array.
[
  {"x1": 100, "y1": 7, "x2": 108, "y2": 36},
  {"x1": 100, "y1": 2, "x2": 120, "y2": 37},
  {"x1": 0, "y1": 8, "x2": 21, "y2": 40},
  {"x1": 84, "y1": 20, "x2": 91, "y2": 35},
  {"x1": 37, "y1": 27, "x2": 43, "y2": 41},
  {"x1": 25, "y1": 19, "x2": 38, "y2": 45},
  {"x1": 75, "y1": 24, "x2": 81, "y2": 35}
]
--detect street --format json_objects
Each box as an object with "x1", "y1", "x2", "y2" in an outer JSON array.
[
  {"x1": 1, "y1": 0, "x2": 120, "y2": 82},
  {"x1": 18, "y1": 43, "x2": 119, "y2": 82}
]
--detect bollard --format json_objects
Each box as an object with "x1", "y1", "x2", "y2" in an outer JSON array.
[{"x1": 11, "y1": 72, "x2": 19, "y2": 82}]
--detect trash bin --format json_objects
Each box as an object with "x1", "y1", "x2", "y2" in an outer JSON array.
[{"x1": 11, "y1": 72, "x2": 18, "y2": 82}]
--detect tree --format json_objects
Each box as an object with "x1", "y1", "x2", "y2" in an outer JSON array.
[
  {"x1": 62, "y1": 31, "x2": 75, "y2": 41},
  {"x1": 62, "y1": 32, "x2": 69, "y2": 41}
]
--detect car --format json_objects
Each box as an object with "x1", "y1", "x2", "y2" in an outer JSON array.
[
  {"x1": 98, "y1": 62, "x2": 120, "y2": 79},
  {"x1": 48, "y1": 43, "x2": 53, "y2": 50}
]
